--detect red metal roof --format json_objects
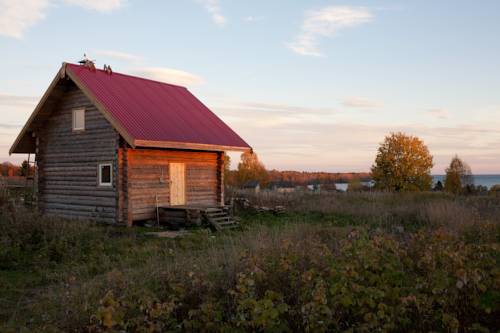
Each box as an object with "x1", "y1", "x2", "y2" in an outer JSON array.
[{"x1": 65, "y1": 63, "x2": 250, "y2": 151}]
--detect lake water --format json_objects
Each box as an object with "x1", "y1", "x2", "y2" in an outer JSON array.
[
  {"x1": 432, "y1": 175, "x2": 500, "y2": 189},
  {"x1": 335, "y1": 175, "x2": 500, "y2": 191},
  {"x1": 335, "y1": 181, "x2": 373, "y2": 192}
]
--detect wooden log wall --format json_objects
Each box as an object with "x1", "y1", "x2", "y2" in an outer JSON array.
[
  {"x1": 126, "y1": 149, "x2": 220, "y2": 222},
  {"x1": 118, "y1": 141, "x2": 132, "y2": 225},
  {"x1": 36, "y1": 84, "x2": 119, "y2": 223},
  {"x1": 217, "y1": 152, "x2": 224, "y2": 206}
]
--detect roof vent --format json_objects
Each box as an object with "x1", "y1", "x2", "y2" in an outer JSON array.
[{"x1": 103, "y1": 64, "x2": 113, "y2": 75}]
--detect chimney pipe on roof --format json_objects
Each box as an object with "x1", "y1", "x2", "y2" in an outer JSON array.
[{"x1": 78, "y1": 53, "x2": 96, "y2": 72}]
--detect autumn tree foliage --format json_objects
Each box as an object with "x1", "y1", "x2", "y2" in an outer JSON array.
[
  {"x1": 371, "y1": 132, "x2": 434, "y2": 191},
  {"x1": 235, "y1": 151, "x2": 269, "y2": 188},
  {"x1": 0, "y1": 162, "x2": 17, "y2": 177},
  {"x1": 444, "y1": 156, "x2": 473, "y2": 194},
  {"x1": 490, "y1": 184, "x2": 500, "y2": 197},
  {"x1": 0, "y1": 161, "x2": 28, "y2": 177}
]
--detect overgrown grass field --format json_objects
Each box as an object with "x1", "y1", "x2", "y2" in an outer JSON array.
[{"x1": 1, "y1": 190, "x2": 499, "y2": 332}]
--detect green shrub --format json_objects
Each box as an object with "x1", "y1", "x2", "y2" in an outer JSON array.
[
  {"x1": 81, "y1": 225, "x2": 499, "y2": 332},
  {"x1": 0, "y1": 207, "x2": 143, "y2": 273}
]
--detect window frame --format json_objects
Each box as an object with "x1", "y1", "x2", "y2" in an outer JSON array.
[
  {"x1": 98, "y1": 162, "x2": 113, "y2": 187},
  {"x1": 72, "y1": 108, "x2": 85, "y2": 131}
]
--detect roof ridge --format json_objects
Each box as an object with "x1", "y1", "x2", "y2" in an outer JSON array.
[{"x1": 65, "y1": 62, "x2": 188, "y2": 90}]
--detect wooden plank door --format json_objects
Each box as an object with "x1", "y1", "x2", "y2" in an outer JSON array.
[{"x1": 170, "y1": 163, "x2": 186, "y2": 206}]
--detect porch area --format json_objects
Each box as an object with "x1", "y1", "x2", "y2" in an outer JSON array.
[{"x1": 157, "y1": 205, "x2": 239, "y2": 231}]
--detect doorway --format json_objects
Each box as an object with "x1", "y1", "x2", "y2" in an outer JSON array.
[{"x1": 169, "y1": 163, "x2": 186, "y2": 206}]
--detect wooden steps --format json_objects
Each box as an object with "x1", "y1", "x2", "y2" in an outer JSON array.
[
  {"x1": 204, "y1": 207, "x2": 239, "y2": 231},
  {"x1": 157, "y1": 206, "x2": 238, "y2": 231}
]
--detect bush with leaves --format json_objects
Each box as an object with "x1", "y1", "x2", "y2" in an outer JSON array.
[
  {"x1": 489, "y1": 185, "x2": 500, "y2": 197},
  {"x1": 84, "y1": 225, "x2": 499, "y2": 332}
]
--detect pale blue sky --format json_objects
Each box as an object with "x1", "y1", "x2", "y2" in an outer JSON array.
[{"x1": 1, "y1": 0, "x2": 500, "y2": 173}]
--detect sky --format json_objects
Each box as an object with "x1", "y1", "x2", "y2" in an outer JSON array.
[{"x1": 1, "y1": 0, "x2": 500, "y2": 173}]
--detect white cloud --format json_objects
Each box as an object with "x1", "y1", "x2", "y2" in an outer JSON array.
[
  {"x1": 213, "y1": 100, "x2": 339, "y2": 132},
  {"x1": 288, "y1": 6, "x2": 373, "y2": 56},
  {"x1": 0, "y1": 93, "x2": 39, "y2": 107},
  {"x1": 0, "y1": 0, "x2": 124, "y2": 39},
  {"x1": 244, "y1": 15, "x2": 263, "y2": 23},
  {"x1": 62, "y1": 0, "x2": 124, "y2": 12},
  {"x1": 214, "y1": 101, "x2": 336, "y2": 115},
  {"x1": 0, "y1": 93, "x2": 38, "y2": 139},
  {"x1": 342, "y1": 97, "x2": 383, "y2": 109},
  {"x1": 427, "y1": 108, "x2": 449, "y2": 119},
  {"x1": 0, "y1": 93, "x2": 38, "y2": 161},
  {"x1": 0, "y1": 123, "x2": 21, "y2": 129},
  {"x1": 94, "y1": 50, "x2": 142, "y2": 63},
  {"x1": 196, "y1": 0, "x2": 226, "y2": 26},
  {"x1": 0, "y1": 0, "x2": 50, "y2": 38},
  {"x1": 211, "y1": 100, "x2": 337, "y2": 128},
  {"x1": 128, "y1": 67, "x2": 204, "y2": 86}
]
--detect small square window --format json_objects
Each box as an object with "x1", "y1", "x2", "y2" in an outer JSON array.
[
  {"x1": 99, "y1": 163, "x2": 112, "y2": 186},
  {"x1": 73, "y1": 108, "x2": 85, "y2": 131}
]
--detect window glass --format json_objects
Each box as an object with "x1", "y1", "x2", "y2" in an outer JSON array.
[
  {"x1": 73, "y1": 109, "x2": 85, "y2": 130},
  {"x1": 99, "y1": 164, "x2": 112, "y2": 185}
]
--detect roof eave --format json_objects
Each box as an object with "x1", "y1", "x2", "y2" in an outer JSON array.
[
  {"x1": 9, "y1": 63, "x2": 68, "y2": 155},
  {"x1": 134, "y1": 139, "x2": 251, "y2": 152}
]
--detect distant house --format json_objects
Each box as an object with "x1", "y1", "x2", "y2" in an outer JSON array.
[
  {"x1": 307, "y1": 184, "x2": 321, "y2": 192},
  {"x1": 337, "y1": 180, "x2": 374, "y2": 192},
  {"x1": 269, "y1": 181, "x2": 296, "y2": 193},
  {"x1": 242, "y1": 180, "x2": 260, "y2": 193},
  {"x1": 321, "y1": 183, "x2": 337, "y2": 192},
  {"x1": 10, "y1": 62, "x2": 251, "y2": 225}
]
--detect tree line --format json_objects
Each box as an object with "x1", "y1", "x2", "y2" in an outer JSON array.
[
  {"x1": 225, "y1": 152, "x2": 370, "y2": 189},
  {"x1": 228, "y1": 132, "x2": 498, "y2": 195},
  {"x1": 0, "y1": 161, "x2": 32, "y2": 177}
]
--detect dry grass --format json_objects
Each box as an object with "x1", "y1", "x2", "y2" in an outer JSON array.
[
  {"x1": 239, "y1": 190, "x2": 500, "y2": 226},
  {"x1": 1, "y1": 190, "x2": 499, "y2": 331}
]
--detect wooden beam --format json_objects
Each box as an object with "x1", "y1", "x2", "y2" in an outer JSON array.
[
  {"x1": 134, "y1": 139, "x2": 251, "y2": 152},
  {"x1": 124, "y1": 146, "x2": 133, "y2": 226},
  {"x1": 217, "y1": 152, "x2": 225, "y2": 206}
]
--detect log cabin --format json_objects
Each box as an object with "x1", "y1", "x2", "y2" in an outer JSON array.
[{"x1": 9, "y1": 62, "x2": 251, "y2": 225}]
